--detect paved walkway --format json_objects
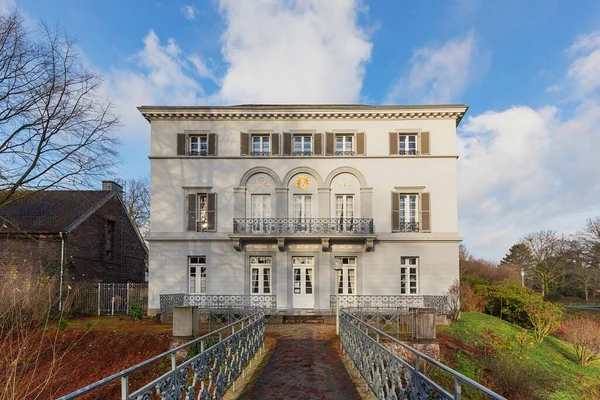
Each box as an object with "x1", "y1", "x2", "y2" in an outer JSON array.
[{"x1": 238, "y1": 324, "x2": 361, "y2": 400}]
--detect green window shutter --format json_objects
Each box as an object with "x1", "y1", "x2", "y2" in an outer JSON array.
[
  {"x1": 187, "y1": 194, "x2": 197, "y2": 231},
  {"x1": 420, "y1": 192, "x2": 431, "y2": 231},
  {"x1": 177, "y1": 133, "x2": 186, "y2": 156},
  {"x1": 391, "y1": 193, "x2": 399, "y2": 232},
  {"x1": 314, "y1": 133, "x2": 323, "y2": 155},
  {"x1": 207, "y1": 193, "x2": 217, "y2": 231},
  {"x1": 208, "y1": 133, "x2": 217, "y2": 156},
  {"x1": 389, "y1": 132, "x2": 398, "y2": 155},
  {"x1": 421, "y1": 132, "x2": 430, "y2": 155}
]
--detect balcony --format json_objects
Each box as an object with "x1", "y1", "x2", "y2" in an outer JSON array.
[
  {"x1": 396, "y1": 221, "x2": 420, "y2": 232},
  {"x1": 233, "y1": 218, "x2": 374, "y2": 235}
]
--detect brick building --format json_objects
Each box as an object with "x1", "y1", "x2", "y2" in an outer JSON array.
[{"x1": 0, "y1": 181, "x2": 147, "y2": 283}]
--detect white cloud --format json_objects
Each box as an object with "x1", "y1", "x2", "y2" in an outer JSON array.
[
  {"x1": 458, "y1": 32, "x2": 600, "y2": 261},
  {"x1": 386, "y1": 30, "x2": 486, "y2": 104},
  {"x1": 181, "y1": 5, "x2": 196, "y2": 21},
  {"x1": 217, "y1": 0, "x2": 372, "y2": 104}
]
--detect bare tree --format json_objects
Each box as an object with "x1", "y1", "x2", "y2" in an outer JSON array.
[
  {"x1": 520, "y1": 230, "x2": 569, "y2": 297},
  {"x1": 123, "y1": 176, "x2": 150, "y2": 238},
  {"x1": 0, "y1": 10, "x2": 119, "y2": 209},
  {"x1": 577, "y1": 217, "x2": 600, "y2": 299}
]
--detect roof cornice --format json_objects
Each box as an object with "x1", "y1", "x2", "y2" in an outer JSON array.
[{"x1": 137, "y1": 104, "x2": 469, "y2": 126}]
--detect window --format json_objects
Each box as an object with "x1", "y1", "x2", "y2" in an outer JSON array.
[
  {"x1": 335, "y1": 195, "x2": 354, "y2": 232},
  {"x1": 335, "y1": 134, "x2": 354, "y2": 156},
  {"x1": 336, "y1": 257, "x2": 357, "y2": 294},
  {"x1": 293, "y1": 135, "x2": 312, "y2": 156},
  {"x1": 399, "y1": 194, "x2": 418, "y2": 232},
  {"x1": 399, "y1": 134, "x2": 417, "y2": 155},
  {"x1": 251, "y1": 135, "x2": 270, "y2": 156},
  {"x1": 294, "y1": 195, "x2": 312, "y2": 232},
  {"x1": 250, "y1": 256, "x2": 272, "y2": 294},
  {"x1": 187, "y1": 192, "x2": 217, "y2": 232},
  {"x1": 177, "y1": 132, "x2": 216, "y2": 156},
  {"x1": 189, "y1": 256, "x2": 207, "y2": 294},
  {"x1": 251, "y1": 195, "x2": 271, "y2": 232},
  {"x1": 189, "y1": 135, "x2": 208, "y2": 156},
  {"x1": 400, "y1": 257, "x2": 418, "y2": 294},
  {"x1": 105, "y1": 219, "x2": 115, "y2": 260}
]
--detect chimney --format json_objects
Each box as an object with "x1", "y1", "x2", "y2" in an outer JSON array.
[{"x1": 102, "y1": 180, "x2": 124, "y2": 198}]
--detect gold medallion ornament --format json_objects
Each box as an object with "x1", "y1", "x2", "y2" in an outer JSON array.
[{"x1": 296, "y1": 175, "x2": 310, "y2": 190}]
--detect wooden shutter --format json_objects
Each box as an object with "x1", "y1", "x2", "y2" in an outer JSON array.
[
  {"x1": 314, "y1": 133, "x2": 323, "y2": 155},
  {"x1": 326, "y1": 132, "x2": 334, "y2": 156},
  {"x1": 391, "y1": 193, "x2": 399, "y2": 232},
  {"x1": 177, "y1": 133, "x2": 186, "y2": 156},
  {"x1": 421, "y1": 132, "x2": 430, "y2": 155},
  {"x1": 283, "y1": 132, "x2": 292, "y2": 156},
  {"x1": 271, "y1": 133, "x2": 280, "y2": 155},
  {"x1": 240, "y1": 133, "x2": 249, "y2": 156},
  {"x1": 187, "y1": 194, "x2": 197, "y2": 231},
  {"x1": 357, "y1": 132, "x2": 365, "y2": 155},
  {"x1": 207, "y1": 193, "x2": 217, "y2": 231},
  {"x1": 208, "y1": 133, "x2": 217, "y2": 156},
  {"x1": 420, "y1": 192, "x2": 431, "y2": 231},
  {"x1": 389, "y1": 132, "x2": 398, "y2": 155}
]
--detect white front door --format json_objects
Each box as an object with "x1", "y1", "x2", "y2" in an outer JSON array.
[{"x1": 292, "y1": 256, "x2": 314, "y2": 309}]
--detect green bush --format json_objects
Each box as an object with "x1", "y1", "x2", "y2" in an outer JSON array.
[
  {"x1": 128, "y1": 301, "x2": 144, "y2": 320},
  {"x1": 480, "y1": 281, "x2": 540, "y2": 327},
  {"x1": 58, "y1": 318, "x2": 68, "y2": 331},
  {"x1": 524, "y1": 299, "x2": 563, "y2": 343}
]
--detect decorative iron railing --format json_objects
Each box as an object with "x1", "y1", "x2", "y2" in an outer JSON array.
[
  {"x1": 233, "y1": 218, "x2": 374, "y2": 235},
  {"x1": 340, "y1": 311, "x2": 506, "y2": 400},
  {"x1": 188, "y1": 150, "x2": 208, "y2": 156},
  {"x1": 250, "y1": 151, "x2": 271, "y2": 156},
  {"x1": 396, "y1": 221, "x2": 420, "y2": 232},
  {"x1": 399, "y1": 149, "x2": 418, "y2": 155},
  {"x1": 59, "y1": 310, "x2": 265, "y2": 400},
  {"x1": 330, "y1": 295, "x2": 449, "y2": 314},
  {"x1": 335, "y1": 150, "x2": 356, "y2": 156},
  {"x1": 160, "y1": 294, "x2": 277, "y2": 313},
  {"x1": 291, "y1": 150, "x2": 312, "y2": 156}
]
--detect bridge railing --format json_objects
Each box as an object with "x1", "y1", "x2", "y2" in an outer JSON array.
[
  {"x1": 340, "y1": 310, "x2": 506, "y2": 400},
  {"x1": 58, "y1": 310, "x2": 265, "y2": 400}
]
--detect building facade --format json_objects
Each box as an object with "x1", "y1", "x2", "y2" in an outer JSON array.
[{"x1": 141, "y1": 105, "x2": 467, "y2": 314}]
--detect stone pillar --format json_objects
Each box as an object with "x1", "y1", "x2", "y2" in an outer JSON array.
[
  {"x1": 173, "y1": 306, "x2": 198, "y2": 338},
  {"x1": 318, "y1": 188, "x2": 330, "y2": 218},
  {"x1": 360, "y1": 187, "x2": 374, "y2": 218},
  {"x1": 233, "y1": 187, "x2": 246, "y2": 218}
]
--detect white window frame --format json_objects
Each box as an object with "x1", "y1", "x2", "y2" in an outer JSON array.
[
  {"x1": 335, "y1": 134, "x2": 355, "y2": 155},
  {"x1": 400, "y1": 257, "x2": 418, "y2": 295},
  {"x1": 189, "y1": 135, "x2": 208, "y2": 156},
  {"x1": 336, "y1": 257, "x2": 357, "y2": 295},
  {"x1": 197, "y1": 193, "x2": 209, "y2": 232},
  {"x1": 250, "y1": 256, "x2": 272, "y2": 294},
  {"x1": 293, "y1": 135, "x2": 312, "y2": 156},
  {"x1": 398, "y1": 134, "x2": 417, "y2": 155},
  {"x1": 251, "y1": 135, "x2": 270, "y2": 156},
  {"x1": 399, "y1": 193, "x2": 419, "y2": 230},
  {"x1": 189, "y1": 256, "x2": 207, "y2": 294}
]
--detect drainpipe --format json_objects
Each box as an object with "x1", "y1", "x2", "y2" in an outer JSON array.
[{"x1": 59, "y1": 232, "x2": 65, "y2": 312}]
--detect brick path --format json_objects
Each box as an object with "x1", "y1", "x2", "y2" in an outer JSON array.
[{"x1": 238, "y1": 324, "x2": 361, "y2": 400}]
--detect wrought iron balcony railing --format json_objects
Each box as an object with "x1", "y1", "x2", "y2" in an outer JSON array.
[
  {"x1": 188, "y1": 150, "x2": 208, "y2": 156},
  {"x1": 233, "y1": 218, "x2": 374, "y2": 235},
  {"x1": 396, "y1": 221, "x2": 420, "y2": 232},
  {"x1": 334, "y1": 150, "x2": 356, "y2": 156},
  {"x1": 250, "y1": 151, "x2": 271, "y2": 156},
  {"x1": 291, "y1": 150, "x2": 313, "y2": 156},
  {"x1": 399, "y1": 149, "x2": 418, "y2": 155}
]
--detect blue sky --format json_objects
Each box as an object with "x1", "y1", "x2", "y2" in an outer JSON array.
[{"x1": 10, "y1": 0, "x2": 600, "y2": 261}]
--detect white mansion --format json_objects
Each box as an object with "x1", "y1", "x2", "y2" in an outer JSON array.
[{"x1": 140, "y1": 104, "x2": 467, "y2": 314}]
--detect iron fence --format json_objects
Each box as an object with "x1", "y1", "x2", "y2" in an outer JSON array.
[
  {"x1": 233, "y1": 218, "x2": 374, "y2": 235},
  {"x1": 331, "y1": 294, "x2": 449, "y2": 314},
  {"x1": 160, "y1": 294, "x2": 277, "y2": 313},
  {"x1": 340, "y1": 310, "x2": 506, "y2": 400},
  {"x1": 346, "y1": 307, "x2": 415, "y2": 338},
  {"x1": 58, "y1": 310, "x2": 265, "y2": 400},
  {"x1": 66, "y1": 283, "x2": 148, "y2": 316}
]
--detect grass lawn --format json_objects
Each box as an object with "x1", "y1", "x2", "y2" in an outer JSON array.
[{"x1": 438, "y1": 312, "x2": 600, "y2": 400}]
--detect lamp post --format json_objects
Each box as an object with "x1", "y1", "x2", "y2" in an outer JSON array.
[
  {"x1": 333, "y1": 259, "x2": 343, "y2": 335},
  {"x1": 521, "y1": 267, "x2": 525, "y2": 287}
]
